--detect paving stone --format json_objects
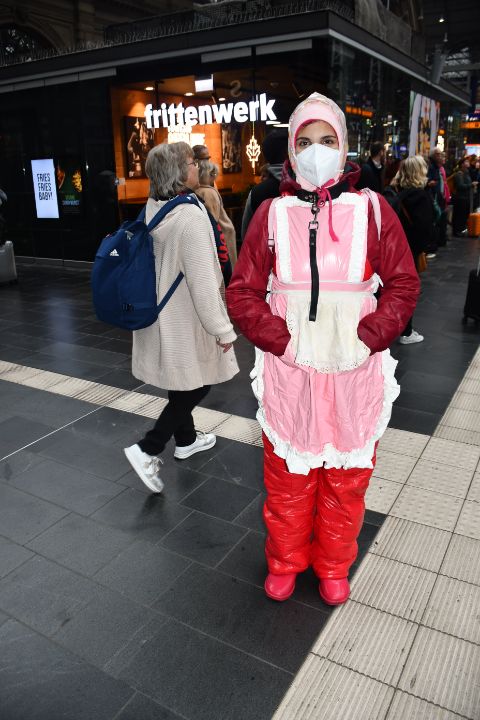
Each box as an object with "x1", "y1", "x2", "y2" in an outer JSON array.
[
  {"x1": 53, "y1": 588, "x2": 157, "y2": 669},
  {"x1": 454, "y1": 500, "x2": 480, "y2": 540},
  {"x1": 0, "y1": 415, "x2": 56, "y2": 458},
  {"x1": 398, "y1": 626, "x2": 480, "y2": 718},
  {"x1": 0, "y1": 619, "x2": 134, "y2": 720},
  {"x1": 365, "y1": 475, "x2": 403, "y2": 514},
  {"x1": 0, "y1": 536, "x2": 34, "y2": 579},
  {"x1": 0, "y1": 483, "x2": 68, "y2": 544},
  {"x1": 406, "y1": 458, "x2": 474, "y2": 498},
  {"x1": 434, "y1": 424, "x2": 480, "y2": 447},
  {"x1": 467, "y1": 472, "x2": 480, "y2": 502},
  {"x1": 377, "y1": 428, "x2": 429, "y2": 458},
  {"x1": 390, "y1": 485, "x2": 462, "y2": 531},
  {"x1": 423, "y1": 575, "x2": 480, "y2": 645},
  {"x1": 421, "y1": 437, "x2": 480, "y2": 471},
  {"x1": 160, "y1": 510, "x2": 246, "y2": 567},
  {"x1": 0, "y1": 555, "x2": 104, "y2": 636},
  {"x1": 386, "y1": 692, "x2": 468, "y2": 719},
  {"x1": 181, "y1": 476, "x2": 259, "y2": 521},
  {"x1": 94, "y1": 540, "x2": 191, "y2": 606},
  {"x1": 441, "y1": 534, "x2": 480, "y2": 586},
  {"x1": 218, "y1": 530, "x2": 266, "y2": 588},
  {"x1": 37, "y1": 432, "x2": 133, "y2": 481},
  {"x1": 313, "y1": 602, "x2": 417, "y2": 685},
  {"x1": 115, "y1": 693, "x2": 183, "y2": 720},
  {"x1": 10, "y1": 457, "x2": 124, "y2": 515},
  {"x1": 155, "y1": 563, "x2": 329, "y2": 673},
  {"x1": 273, "y1": 656, "x2": 393, "y2": 720},
  {"x1": 373, "y1": 450, "x2": 418, "y2": 483},
  {"x1": 199, "y1": 440, "x2": 264, "y2": 491},
  {"x1": 119, "y1": 618, "x2": 292, "y2": 720},
  {"x1": 233, "y1": 493, "x2": 266, "y2": 534},
  {"x1": 350, "y1": 554, "x2": 436, "y2": 622},
  {"x1": 371, "y1": 516, "x2": 451, "y2": 572},
  {"x1": 26, "y1": 513, "x2": 134, "y2": 576}
]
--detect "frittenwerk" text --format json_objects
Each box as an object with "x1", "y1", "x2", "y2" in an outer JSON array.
[{"x1": 144, "y1": 93, "x2": 277, "y2": 128}]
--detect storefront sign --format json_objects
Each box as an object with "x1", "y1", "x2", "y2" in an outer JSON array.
[
  {"x1": 145, "y1": 93, "x2": 277, "y2": 129},
  {"x1": 345, "y1": 105, "x2": 373, "y2": 118},
  {"x1": 461, "y1": 121, "x2": 480, "y2": 129},
  {"x1": 31, "y1": 159, "x2": 59, "y2": 219}
]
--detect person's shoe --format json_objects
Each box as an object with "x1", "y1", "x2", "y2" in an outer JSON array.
[
  {"x1": 264, "y1": 573, "x2": 297, "y2": 601},
  {"x1": 319, "y1": 578, "x2": 350, "y2": 605},
  {"x1": 426, "y1": 253, "x2": 436, "y2": 259},
  {"x1": 123, "y1": 444, "x2": 164, "y2": 493},
  {"x1": 398, "y1": 329, "x2": 424, "y2": 345},
  {"x1": 174, "y1": 431, "x2": 216, "y2": 460}
]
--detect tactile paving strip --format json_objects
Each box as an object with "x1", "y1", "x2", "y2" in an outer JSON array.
[
  {"x1": 312, "y1": 602, "x2": 417, "y2": 686},
  {"x1": 373, "y1": 451, "x2": 418, "y2": 483},
  {"x1": 422, "y1": 574, "x2": 480, "y2": 645},
  {"x1": 440, "y1": 534, "x2": 480, "y2": 586},
  {"x1": 434, "y1": 424, "x2": 480, "y2": 447},
  {"x1": 454, "y1": 500, "x2": 480, "y2": 540},
  {"x1": 371, "y1": 516, "x2": 451, "y2": 573},
  {"x1": 421, "y1": 438, "x2": 480, "y2": 471},
  {"x1": 406, "y1": 459, "x2": 473, "y2": 498},
  {"x1": 398, "y1": 626, "x2": 480, "y2": 718},
  {"x1": 390, "y1": 485, "x2": 462, "y2": 531},
  {"x1": 386, "y1": 692, "x2": 468, "y2": 720},
  {"x1": 350, "y1": 554, "x2": 436, "y2": 623},
  {"x1": 377, "y1": 428, "x2": 429, "y2": 458},
  {"x1": 272, "y1": 656, "x2": 394, "y2": 720},
  {"x1": 365, "y1": 476, "x2": 403, "y2": 514}
]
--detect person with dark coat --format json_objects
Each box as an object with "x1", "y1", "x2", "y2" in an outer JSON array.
[
  {"x1": 241, "y1": 129, "x2": 288, "y2": 240},
  {"x1": 394, "y1": 156, "x2": 434, "y2": 345},
  {"x1": 355, "y1": 141, "x2": 385, "y2": 193},
  {"x1": 427, "y1": 147, "x2": 447, "y2": 248},
  {"x1": 452, "y1": 158, "x2": 473, "y2": 236}
]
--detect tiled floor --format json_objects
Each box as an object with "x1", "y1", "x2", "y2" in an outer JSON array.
[{"x1": 0, "y1": 232, "x2": 479, "y2": 720}]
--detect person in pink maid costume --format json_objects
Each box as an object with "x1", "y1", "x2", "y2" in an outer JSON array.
[{"x1": 226, "y1": 93, "x2": 420, "y2": 605}]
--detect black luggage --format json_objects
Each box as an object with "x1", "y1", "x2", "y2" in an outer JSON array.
[
  {"x1": 0, "y1": 240, "x2": 17, "y2": 284},
  {"x1": 463, "y1": 256, "x2": 480, "y2": 324}
]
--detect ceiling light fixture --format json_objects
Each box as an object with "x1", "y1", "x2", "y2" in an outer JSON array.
[
  {"x1": 185, "y1": 92, "x2": 194, "y2": 97},
  {"x1": 439, "y1": 15, "x2": 445, "y2": 23}
]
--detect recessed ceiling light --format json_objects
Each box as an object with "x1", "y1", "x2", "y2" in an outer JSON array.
[
  {"x1": 144, "y1": 86, "x2": 154, "y2": 91},
  {"x1": 439, "y1": 15, "x2": 445, "y2": 22},
  {"x1": 218, "y1": 97, "x2": 226, "y2": 101},
  {"x1": 185, "y1": 92, "x2": 194, "y2": 97}
]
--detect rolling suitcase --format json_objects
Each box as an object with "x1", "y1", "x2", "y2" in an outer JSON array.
[
  {"x1": 467, "y1": 212, "x2": 480, "y2": 238},
  {"x1": 0, "y1": 241, "x2": 17, "y2": 284},
  {"x1": 463, "y1": 255, "x2": 480, "y2": 324}
]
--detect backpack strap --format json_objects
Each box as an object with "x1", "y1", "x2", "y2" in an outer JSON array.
[
  {"x1": 145, "y1": 194, "x2": 199, "y2": 232},
  {"x1": 361, "y1": 188, "x2": 381, "y2": 241}
]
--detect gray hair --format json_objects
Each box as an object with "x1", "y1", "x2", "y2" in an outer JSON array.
[
  {"x1": 429, "y1": 146, "x2": 442, "y2": 159},
  {"x1": 198, "y1": 160, "x2": 219, "y2": 185},
  {"x1": 145, "y1": 141, "x2": 192, "y2": 198}
]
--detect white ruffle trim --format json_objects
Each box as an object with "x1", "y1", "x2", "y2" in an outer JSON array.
[{"x1": 251, "y1": 348, "x2": 400, "y2": 475}]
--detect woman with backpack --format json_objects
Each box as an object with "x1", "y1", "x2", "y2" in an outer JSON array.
[
  {"x1": 226, "y1": 93, "x2": 419, "y2": 606},
  {"x1": 392, "y1": 155, "x2": 434, "y2": 345},
  {"x1": 124, "y1": 142, "x2": 239, "y2": 493}
]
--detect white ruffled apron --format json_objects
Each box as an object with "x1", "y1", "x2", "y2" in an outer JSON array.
[{"x1": 251, "y1": 193, "x2": 400, "y2": 474}]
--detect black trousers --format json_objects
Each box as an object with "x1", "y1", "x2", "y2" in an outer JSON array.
[
  {"x1": 139, "y1": 385, "x2": 211, "y2": 456},
  {"x1": 452, "y1": 197, "x2": 470, "y2": 235}
]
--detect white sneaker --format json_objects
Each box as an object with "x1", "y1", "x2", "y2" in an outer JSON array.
[
  {"x1": 398, "y1": 330, "x2": 424, "y2": 345},
  {"x1": 174, "y1": 432, "x2": 216, "y2": 460},
  {"x1": 123, "y1": 444, "x2": 164, "y2": 493}
]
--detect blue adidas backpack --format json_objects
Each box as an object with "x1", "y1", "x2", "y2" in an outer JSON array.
[{"x1": 92, "y1": 194, "x2": 199, "y2": 330}]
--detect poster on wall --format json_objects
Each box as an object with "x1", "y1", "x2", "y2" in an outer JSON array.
[
  {"x1": 221, "y1": 123, "x2": 242, "y2": 174},
  {"x1": 31, "y1": 158, "x2": 59, "y2": 219},
  {"x1": 408, "y1": 93, "x2": 440, "y2": 157},
  {"x1": 124, "y1": 116, "x2": 155, "y2": 178},
  {"x1": 56, "y1": 159, "x2": 83, "y2": 215}
]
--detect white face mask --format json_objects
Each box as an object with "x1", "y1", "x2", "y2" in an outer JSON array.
[{"x1": 295, "y1": 143, "x2": 341, "y2": 188}]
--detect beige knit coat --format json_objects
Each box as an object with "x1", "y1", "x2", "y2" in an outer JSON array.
[
  {"x1": 132, "y1": 197, "x2": 239, "y2": 391},
  {"x1": 195, "y1": 184, "x2": 238, "y2": 266}
]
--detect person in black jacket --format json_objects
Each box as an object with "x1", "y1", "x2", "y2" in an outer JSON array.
[
  {"x1": 452, "y1": 158, "x2": 473, "y2": 236},
  {"x1": 356, "y1": 141, "x2": 385, "y2": 193},
  {"x1": 241, "y1": 128, "x2": 288, "y2": 240},
  {"x1": 393, "y1": 156, "x2": 434, "y2": 345}
]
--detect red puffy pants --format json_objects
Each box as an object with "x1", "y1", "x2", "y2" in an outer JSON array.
[{"x1": 263, "y1": 434, "x2": 376, "y2": 579}]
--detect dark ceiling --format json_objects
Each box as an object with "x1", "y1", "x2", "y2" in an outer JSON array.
[{"x1": 421, "y1": 0, "x2": 480, "y2": 59}]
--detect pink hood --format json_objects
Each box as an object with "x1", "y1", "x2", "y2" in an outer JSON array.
[{"x1": 288, "y1": 93, "x2": 349, "y2": 192}]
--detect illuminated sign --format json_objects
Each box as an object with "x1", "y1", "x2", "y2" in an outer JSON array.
[
  {"x1": 345, "y1": 105, "x2": 373, "y2": 118},
  {"x1": 31, "y1": 159, "x2": 59, "y2": 219},
  {"x1": 145, "y1": 93, "x2": 277, "y2": 128},
  {"x1": 461, "y1": 121, "x2": 480, "y2": 129}
]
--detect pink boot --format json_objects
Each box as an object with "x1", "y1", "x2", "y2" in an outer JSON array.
[
  {"x1": 319, "y1": 578, "x2": 350, "y2": 605},
  {"x1": 264, "y1": 573, "x2": 297, "y2": 601}
]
